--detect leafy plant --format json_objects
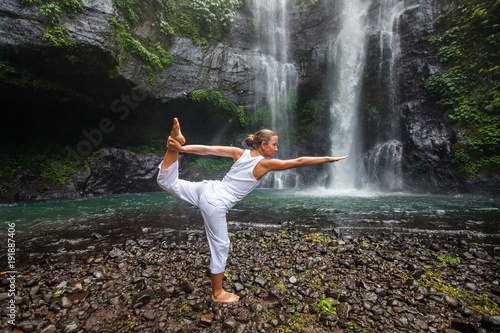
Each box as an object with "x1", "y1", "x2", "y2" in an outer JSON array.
[
  {"x1": 425, "y1": 0, "x2": 500, "y2": 177},
  {"x1": 19, "y1": 0, "x2": 84, "y2": 48},
  {"x1": 437, "y1": 252, "x2": 460, "y2": 265},
  {"x1": 297, "y1": 93, "x2": 329, "y2": 143},
  {"x1": 41, "y1": 158, "x2": 84, "y2": 184},
  {"x1": 317, "y1": 295, "x2": 336, "y2": 314},
  {"x1": 249, "y1": 105, "x2": 271, "y2": 128},
  {"x1": 305, "y1": 232, "x2": 334, "y2": 243},
  {"x1": 110, "y1": 17, "x2": 174, "y2": 86},
  {"x1": 114, "y1": 0, "x2": 241, "y2": 43},
  {"x1": 110, "y1": 0, "x2": 242, "y2": 86},
  {"x1": 186, "y1": 89, "x2": 247, "y2": 126},
  {"x1": 365, "y1": 104, "x2": 378, "y2": 117},
  {"x1": 413, "y1": 269, "x2": 499, "y2": 316},
  {"x1": 20, "y1": 0, "x2": 83, "y2": 24},
  {"x1": 188, "y1": 157, "x2": 233, "y2": 176},
  {"x1": 0, "y1": 147, "x2": 85, "y2": 191},
  {"x1": 42, "y1": 26, "x2": 73, "y2": 47}
]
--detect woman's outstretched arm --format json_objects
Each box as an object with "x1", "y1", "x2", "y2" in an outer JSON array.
[
  {"x1": 168, "y1": 137, "x2": 244, "y2": 161},
  {"x1": 253, "y1": 155, "x2": 348, "y2": 180}
]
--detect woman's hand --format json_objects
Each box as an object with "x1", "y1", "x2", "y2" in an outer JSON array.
[
  {"x1": 167, "y1": 136, "x2": 183, "y2": 152},
  {"x1": 327, "y1": 155, "x2": 349, "y2": 163}
]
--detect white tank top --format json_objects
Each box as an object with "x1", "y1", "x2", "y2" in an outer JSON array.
[{"x1": 216, "y1": 149, "x2": 264, "y2": 208}]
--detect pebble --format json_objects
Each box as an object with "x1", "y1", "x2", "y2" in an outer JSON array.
[
  {"x1": 2, "y1": 229, "x2": 499, "y2": 333},
  {"x1": 254, "y1": 277, "x2": 267, "y2": 287},
  {"x1": 64, "y1": 323, "x2": 79, "y2": 333},
  {"x1": 59, "y1": 296, "x2": 73, "y2": 309},
  {"x1": 337, "y1": 302, "x2": 351, "y2": 319},
  {"x1": 143, "y1": 310, "x2": 156, "y2": 321},
  {"x1": 488, "y1": 315, "x2": 500, "y2": 327},
  {"x1": 223, "y1": 317, "x2": 239, "y2": 329},
  {"x1": 444, "y1": 295, "x2": 459, "y2": 308}
]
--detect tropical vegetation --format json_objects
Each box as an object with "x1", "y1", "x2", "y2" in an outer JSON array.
[{"x1": 426, "y1": 0, "x2": 500, "y2": 177}]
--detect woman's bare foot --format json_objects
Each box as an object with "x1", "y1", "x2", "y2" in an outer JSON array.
[
  {"x1": 170, "y1": 118, "x2": 186, "y2": 145},
  {"x1": 212, "y1": 290, "x2": 239, "y2": 303}
]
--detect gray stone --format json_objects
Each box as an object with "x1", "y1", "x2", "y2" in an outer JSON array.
[
  {"x1": 254, "y1": 277, "x2": 267, "y2": 287},
  {"x1": 143, "y1": 310, "x2": 156, "y2": 321},
  {"x1": 39, "y1": 325, "x2": 57, "y2": 333},
  {"x1": 108, "y1": 247, "x2": 123, "y2": 259},
  {"x1": 488, "y1": 316, "x2": 500, "y2": 327},
  {"x1": 133, "y1": 289, "x2": 156, "y2": 307},
  {"x1": 223, "y1": 318, "x2": 239, "y2": 329},
  {"x1": 464, "y1": 282, "x2": 477, "y2": 291},
  {"x1": 59, "y1": 296, "x2": 73, "y2": 309},
  {"x1": 180, "y1": 279, "x2": 195, "y2": 293},
  {"x1": 444, "y1": 295, "x2": 459, "y2": 308},
  {"x1": 337, "y1": 302, "x2": 351, "y2": 319},
  {"x1": 64, "y1": 323, "x2": 79, "y2": 333}
]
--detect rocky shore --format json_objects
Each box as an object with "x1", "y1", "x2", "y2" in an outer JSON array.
[{"x1": 1, "y1": 227, "x2": 500, "y2": 333}]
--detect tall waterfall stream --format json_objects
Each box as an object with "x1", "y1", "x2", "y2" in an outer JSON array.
[
  {"x1": 252, "y1": 0, "x2": 299, "y2": 188},
  {"x1": 252, "y1": 0, "x2": 410, "y2": 191}
]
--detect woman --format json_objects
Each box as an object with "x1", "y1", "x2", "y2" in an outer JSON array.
[{"x1": 157, "y1": 118, "x2": 348, "y2": 303}]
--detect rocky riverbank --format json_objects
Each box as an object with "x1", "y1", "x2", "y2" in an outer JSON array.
[{"x1": 1, "y1": 228, "x2": 500, "y2": 332}]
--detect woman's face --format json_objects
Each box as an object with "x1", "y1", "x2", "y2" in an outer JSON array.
[{"x1": 263, "y1": 136, "x2": 278, "y2": 157}]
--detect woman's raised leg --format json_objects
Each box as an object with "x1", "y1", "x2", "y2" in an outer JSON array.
[{"x1": 161, "y1": 118, "x2": 185, "y2": 169}]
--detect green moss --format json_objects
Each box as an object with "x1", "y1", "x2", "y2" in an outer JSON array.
[
  {"x1": 188, "y1": 157, "x2": 233, "y2": 176},
  {"x1": 20, "y1": 0, "x2": 84, "y2": 48},
  {"x1": 291, "y1": 0, "x2": 321, "y2": 5},
  {"x1": 437, "y1": 252, "x2": 460, "y2": 265},
  {"x1": 114, "y1": 0, "x2": 242, "y2": 43},
  {"x1": 109, "y1": 0, "x2": 242, "y2": 86},
  {"x1": 186, "y1": 89, "x2": 247, "y2": 126},
  {"x1": 316, "y1": 295, "x2": 336, "y2": 314},
  {"x1": 249, "y1": 106, "x2": 271, "y2": 128},
  {"x1": 20, "y1": 0, "x2": 83, "y2": 25},
  {"x1": 365, "y1": 104, "x2": 378, "y2": 117},
  {"x1": 110, "y1": 17, "x2": 174, "y2": 86},
  {"x1": 40, "y1": 157, "x2": 84, "y2": 184},
  {"x1": 42, "y1": 25, "x2": 73, "y2": 47},
  {"x1": 297, "y1": 92, "x2": 329, "y2": 143},
  {"x1": 247, "y1": 16, "x2": 258, "y2": 32},
  {"x1": 413, "y1": 270, "x2": 499, "y2": 316},
  {"x1": 0, "y1": 148, "x2": 85, "y2": 189}
]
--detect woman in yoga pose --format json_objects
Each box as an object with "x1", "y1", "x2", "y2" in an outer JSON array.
[{"x1": 157, "y1": 118, "x2": 347, "y2": 303}]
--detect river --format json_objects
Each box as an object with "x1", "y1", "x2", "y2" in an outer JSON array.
[{"x1": 1, "y1": 190, "x2": 499, "y2": 266}]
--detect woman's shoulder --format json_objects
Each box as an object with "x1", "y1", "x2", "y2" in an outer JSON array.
[{"x1": 231, "y1": 147, "x2": 246, "y2": 162}]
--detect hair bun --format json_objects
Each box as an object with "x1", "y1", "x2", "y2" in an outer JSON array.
[
  {"x1": 245, "y1": 129, "x2": 277, "y2": 149},
  {"x1": 245, "y1": 134, "x2": 255, "y2": 147}
]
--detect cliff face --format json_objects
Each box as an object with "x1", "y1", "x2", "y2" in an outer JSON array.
[
  {"x1": 395, "y1": 1, "x2": 458, "y2": 193},
  {"x1": 0, "y1": 0, "x2": 497, "y2": 200}
]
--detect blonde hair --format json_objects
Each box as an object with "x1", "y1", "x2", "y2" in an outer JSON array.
[{"x1": 245, "y1": 129, "x2": 277, "y2": 149}]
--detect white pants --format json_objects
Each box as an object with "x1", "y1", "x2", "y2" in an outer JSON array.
[{"x1": 157, "y1": 161, "x2": 230, "y2": 274}]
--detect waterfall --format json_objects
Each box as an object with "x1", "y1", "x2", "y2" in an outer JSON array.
[
  {"x1": 327, "y1": 0, "x2": 370, "y2": 189},
  {"x1": 362, "y1": 0, "x2": 406, "y2": 191},
  {"x1": 252, "y1": 0, "x2": 299, "y2": 188},
  {"x1": 364, "y1": 139, "x2": 403, "y2": 191},
  {"x1": 327, "y1": 0, "x2": 405, "y2": 191}
]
